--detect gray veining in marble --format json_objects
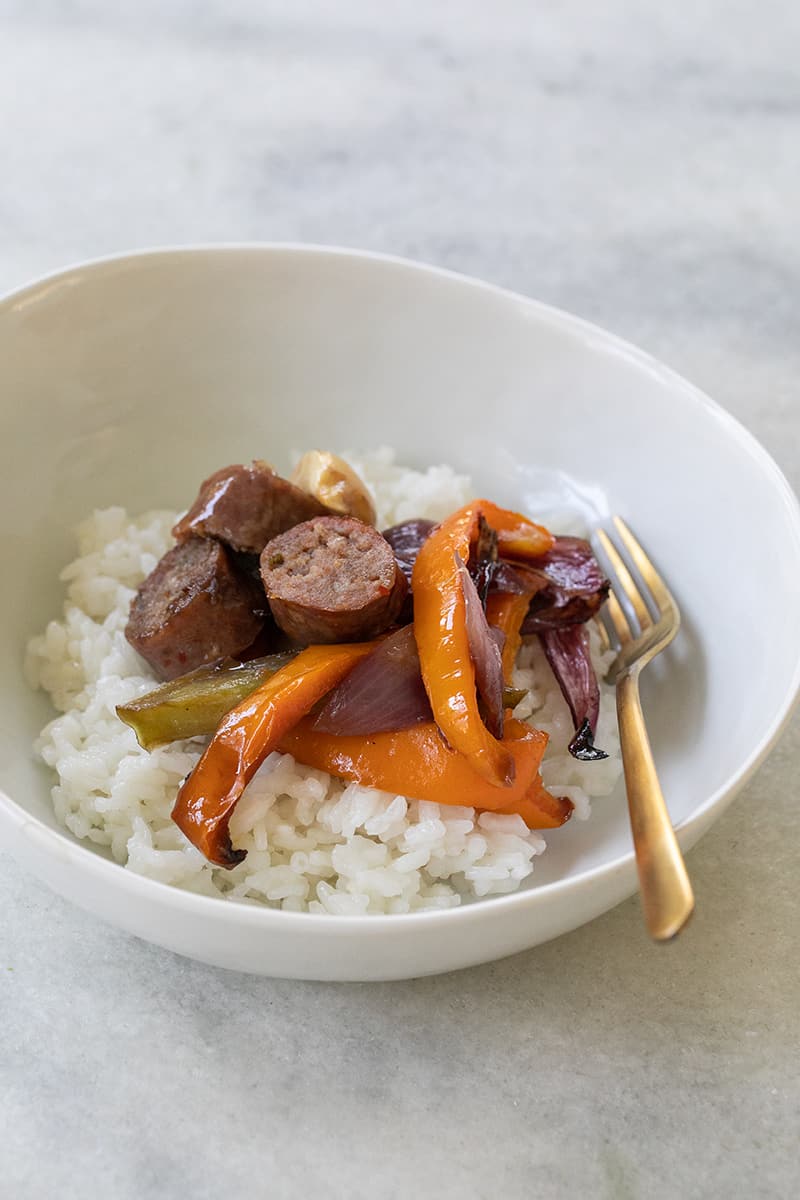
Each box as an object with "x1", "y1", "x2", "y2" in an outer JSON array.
[{"x1": 1, "y1": 3, "x2": 799, "y2": 1197}]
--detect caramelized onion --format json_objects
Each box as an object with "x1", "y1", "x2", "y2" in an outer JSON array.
[
  {"x1": 382, "y1": 519, "x2": 437, "y2": 585},
  {"x1": 514, "y1": 537, "x2": 610, "y2": 632},
  {"x1": 313, "y1": 625, "x2": 432, "y2": 735},
  {"x1": 469, "y1": 514, "x2": 500, "y2": 605},
  {"x1": 490, "y1": 560, "x2": 534, "y2": 595},
  {"x1": 456, "y1": 552, "x2": 505, "y2": 739},
  {"x1": 381, "y1": 519, "x2": 437, "y2": 624},
  {"x1": 539, "y1": 626, "x2": 608, "y2": 761}
]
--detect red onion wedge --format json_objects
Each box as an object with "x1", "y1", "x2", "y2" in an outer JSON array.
[
  {"x1": 468, "y1": 514, "x2": 500, "y2": 605},
  {"x1": 313, "y1": 625, "x2": 432, "y2": 735},
  {"x1": 490, "y1": 560, "x2": 536, "y2": 595},
  {"x1": 314, "y1": 623, "x2": 519, "y2": 738},
  {"x1": 539, "y1": 625, "x2": 608, "y2": 761},
  {"x1": 455, "y1": 552, "x2": 505, "y2": 739},
  {"x1": 517, "y1": 537, "x2": 610, "y2": 633},
  {"x1": 382, "y1": 519, "x2": 437, "y2": 623},
  {"x1": 382, "y1": 519, "x2": 437, "y2": 585}
]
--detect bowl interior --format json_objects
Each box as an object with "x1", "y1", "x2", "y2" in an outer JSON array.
[{"x1": 2, "y1": 247, "x2": 799, "y2": 895}]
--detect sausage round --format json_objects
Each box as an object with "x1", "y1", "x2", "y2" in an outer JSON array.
[
  {"x1": 173, "y1": 460, "x2": 331, "y2": 555},
  {"x1": 260, "y1": 516, "x2": 408, "y2": 644},
  {"x1": 126, "y1": 538, "x2": 266, "y2": 679}
]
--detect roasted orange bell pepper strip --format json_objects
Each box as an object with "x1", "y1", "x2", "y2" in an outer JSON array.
[
  {"x1": 172, "y1": 643, "x2": 374, "y2": 866},
  {"x1": 499, "y1": 772, "x2": 573, "y2": 830},
  {"x1": 477, "y1": 499, "x2": 555, "y2": 561},
  {"x1": 485, "y1": 591, "x2": 536, "y2": 682},
  {"x1": 411, "y1": 500, "x2": 553, "y2": 787},
  {"x1": 278, "y1": 716, "x2": 572, "y2": 829}
]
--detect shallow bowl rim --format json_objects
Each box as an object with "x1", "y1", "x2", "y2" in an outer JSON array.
[{"x1": 2, "y1": 241, "x2": 799, "y2": 933}]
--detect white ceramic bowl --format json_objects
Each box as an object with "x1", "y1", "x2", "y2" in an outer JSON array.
[{"x1": 2, "y1": 246, "x2": 799, "y2": 980}]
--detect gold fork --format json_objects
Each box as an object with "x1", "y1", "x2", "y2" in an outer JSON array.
[{"x1": 594, "y1": 517, "x2": 694, "y2": 941}]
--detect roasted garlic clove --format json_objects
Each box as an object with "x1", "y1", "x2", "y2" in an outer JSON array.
[{"x1": 290, "y1": 451, "x2": 377, "y2": 525}]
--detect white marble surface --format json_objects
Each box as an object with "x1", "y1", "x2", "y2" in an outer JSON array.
[{"x1": 2, "y1": 3, "x2": 799, "y2": 1197}]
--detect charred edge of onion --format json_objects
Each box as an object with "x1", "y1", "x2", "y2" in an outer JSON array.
[
  {"x1": 568, "y1": 718, "x2": 609, "y2": 762},
  {"x1": 472, "y1": 514, "x2": 500, "y2": 607},
  {"x1": 456, "y1": 550, "x2": 505, "y2": 740}
]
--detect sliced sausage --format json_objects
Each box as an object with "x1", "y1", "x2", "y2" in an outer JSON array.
[
  {"x1": 260, "y1": 516, "x2": 408, "y2": 644},
  {"x1": 173, "y1": 461, "x2": 331, "y2": 555},
  {"x1": 126, "y1": 538, "x2": 266, "y2": 679}
]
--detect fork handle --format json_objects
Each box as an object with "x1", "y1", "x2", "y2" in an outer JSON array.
[{"x1": 616, "y1": 671, "x2": 695, "y2": 940}]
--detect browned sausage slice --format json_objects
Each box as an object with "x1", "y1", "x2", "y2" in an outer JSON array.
[
  {"x1": 126, "y1": 538, "x2": 266, "y2": 679},
  {"x1": 173, "y1": 461, "x2": 331, "y2": 554},
  {"x1": 260, "y1": 516, "x2": 408, "y2": 644}
]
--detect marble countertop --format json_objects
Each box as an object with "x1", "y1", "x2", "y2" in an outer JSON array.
[{"x1": 2, "y1": 3, "x2": 798, "y2": 1197}]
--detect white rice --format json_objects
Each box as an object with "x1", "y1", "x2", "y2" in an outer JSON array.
[{"x1": 25, "y1": 450, "x2": 621, "y2": 914}]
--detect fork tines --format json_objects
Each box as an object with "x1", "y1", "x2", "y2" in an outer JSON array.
[{"x1": 593, "y1": 518, "x2": 680, "y2": 665}]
